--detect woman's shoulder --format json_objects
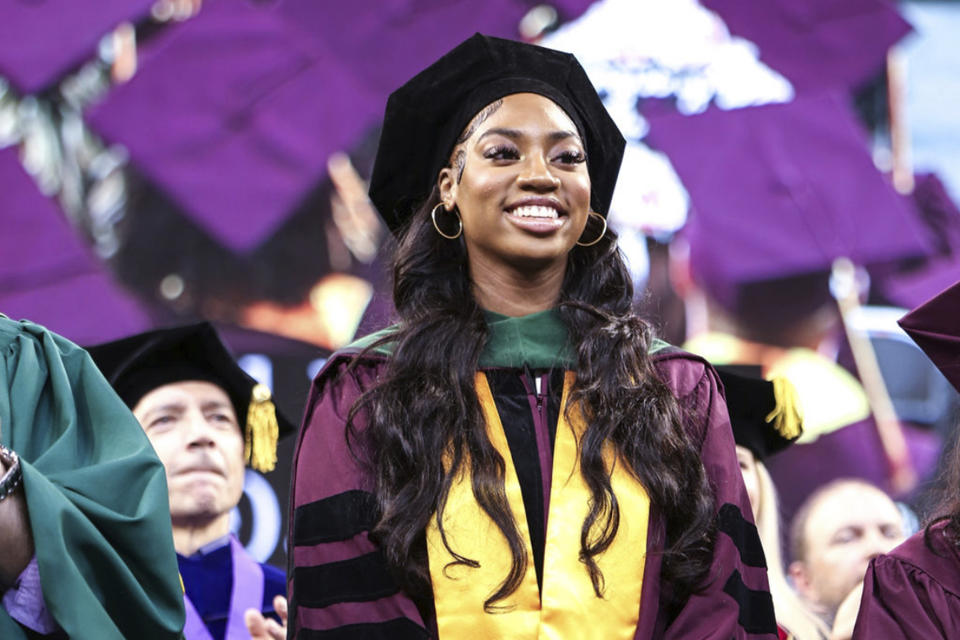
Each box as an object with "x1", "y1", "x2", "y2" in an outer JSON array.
[
  {"x1": 876, "y1": 523, "x2": 960, "y2": 599},
  {"x1": 649, "y1": 342, "x2": 716, "y2": 399},
  {"x1": 310, "y1": 327, "x2": 398, "y2": 385}
]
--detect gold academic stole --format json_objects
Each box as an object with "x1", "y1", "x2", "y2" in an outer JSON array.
[{"x1": 426, "y1": 372, "x2": 650, "y2": 639}]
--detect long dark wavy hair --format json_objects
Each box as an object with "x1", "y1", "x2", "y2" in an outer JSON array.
[
  {"x1": 924, "y1": 416, "x2": 960, "y2": 552},
  {"x1": 345, "y1": 186, "x2": 716, "y2": 617}
]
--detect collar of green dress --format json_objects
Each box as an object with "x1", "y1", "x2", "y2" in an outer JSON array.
[{"x1": 343, "y1": 308, "x2": 669, "y2": 369}]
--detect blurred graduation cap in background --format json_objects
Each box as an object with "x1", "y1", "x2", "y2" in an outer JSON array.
[
  {"x1": 274, "y1": 0, "x2": 594, "y2": 98},
  {"x1": 0, "y1": 0, "x2": 155, "y2": 95},
  {"x1": 701, "y1": 0, "x2": 911, "y2": 93},
  {"x1": 880, "y1": 173, "x2": 960, "y2": 309},
  {"x1": 0, "y1": 147, "x2": 152, "y2": 343},
  {"x1": 84, "y1": 0, "x2": 382, "y2": 254},
  {"x1": 646, "y1": 91, "x2": 932, "y2": 333},
  {"x1": 899, "y1": 280, "x2": 960, "y2": 395}
]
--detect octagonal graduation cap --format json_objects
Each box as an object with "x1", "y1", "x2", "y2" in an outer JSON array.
[
  {"x1": 715, "y1": 365, "x2": 802, "y2": 461},
  {"x1": 87, "y1": 321, "x2": 296, "y2": 472},
  {"x1": 702, "y1": 0, "x2": 911, "y2": 93},
  {"x1": 85, "y1": 0, "x2": 381, "y2": 253},
  {"x1": 645, "y1": 91, "x2": 932, "y2": 317},
  {"x1": 0, "y1": 147, "x2": 152, "y2": 344},
  {"x1": 898, "y1": 280, "x2": 960, "y2": 395},
  {"x1": 0, "y1": 0, "x2": 156, "y2": 95}
]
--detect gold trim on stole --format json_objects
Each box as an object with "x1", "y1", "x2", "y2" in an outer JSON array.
[{"x1": 426, "y1": 372, "x2": 650, "y2": 639}]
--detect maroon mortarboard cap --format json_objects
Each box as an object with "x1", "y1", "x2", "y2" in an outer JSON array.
[
  {"x1": 880, "y1": 173, "x2": 960, "y2": 308},
  {"x1": 646, "y1": 92, "x2": 931, "y2": 321},
  {"x1": 0, "y1": 0, "x2": 155, "y2": 95},
  {"x1": 702, "y1": 0, "x2": 911, "y2": 92},
  {"x1": 0, "y1": 148, "x2": 151, "y2": 343},
  {"x1": 898, "y1": 280, "x2": 960, "y2": 394},
  {"x1": 85, "y1": 0, "x2": 381, "y2": 253},
  {"x1": 275, "y1": 0, "x2": 595, "y2": 98}
]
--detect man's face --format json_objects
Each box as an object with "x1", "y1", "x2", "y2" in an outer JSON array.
[
  {"x1": 791, "y1": 484, "x2": 905, "y2": 619},
  {"x1": 133, "y1": 381, "x2": 245, "y2": 526}
]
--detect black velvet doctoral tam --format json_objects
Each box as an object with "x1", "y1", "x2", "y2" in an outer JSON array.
[{"x1": 369, "y1": 33, "x2": 625, "y2": 233}]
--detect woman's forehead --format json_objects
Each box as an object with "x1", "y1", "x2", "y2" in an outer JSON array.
[{"x1": 467, "y1": 93, "x2": 581, "y2": 142}]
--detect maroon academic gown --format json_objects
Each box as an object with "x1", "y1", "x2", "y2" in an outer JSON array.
[
  {"x1": 854, "y1": 521, "x2": 960, "y2": 639},
  {"x1": 286, "y1": 348, "x2": 776, "y2": 639}
]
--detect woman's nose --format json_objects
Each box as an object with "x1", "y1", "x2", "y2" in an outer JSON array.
[{"x1": 517, "y1": 154, "x2": 561, "y2": 190}]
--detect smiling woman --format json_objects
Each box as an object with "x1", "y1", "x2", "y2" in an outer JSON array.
[{"x1": 288, "y1": 34, "x2": 775, "y2": 640}]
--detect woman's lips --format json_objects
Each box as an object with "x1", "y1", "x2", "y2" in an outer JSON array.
[{"x1": 504, "y1": 205, "x2": 566, "y2": 233}]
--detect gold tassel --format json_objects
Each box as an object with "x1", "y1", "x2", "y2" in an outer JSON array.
[
  {"x1": 765, "y1": 376, "x2": 803, "y2": 441},
  {"x1": 244, "y1": 383, "x2": 279, "y2": 473}
]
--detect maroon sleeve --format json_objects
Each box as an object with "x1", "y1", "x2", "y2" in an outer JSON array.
[
  {"x1": 287, "y1": 356, "x2": 431, "y2": 639},
  {"x1": 655, "y1": 353, "x2": 778, "y2": 640},
  {"x1": 853, "y1": 553, "x2": 960, "y2": 639}
]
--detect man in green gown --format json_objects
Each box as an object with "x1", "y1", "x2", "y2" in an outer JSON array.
[{"x1": 0, "y1": 315, "x2": 184, "y2": 638}]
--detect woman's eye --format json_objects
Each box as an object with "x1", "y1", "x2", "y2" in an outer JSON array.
[
  {"x1": 554, "y1": 150, "x2": 586, "y2": 164},
  {"x1": 483, "y1": 145, "x2": 519, "y2": 160}
]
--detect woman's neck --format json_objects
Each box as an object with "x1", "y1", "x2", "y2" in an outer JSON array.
[{"x1": 470, "y1": 255, "x2": 566, "y2": 317}]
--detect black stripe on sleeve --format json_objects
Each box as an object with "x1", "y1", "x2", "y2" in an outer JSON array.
[
  {"x1": 294, "y1": 490, "x2": 378, "y2": 545},
  {"x1": 294, "y1": 551, "x2": 399, "y2": 608},
  {"x1": 717, "y1": 503, "x2": 767, "y2": 568},
  {"x1": 298, "y1": 618, "x2": 430, "y2": 640},
  {"x1": 723, "y1": 570, "x2": 778, "y2": 635}
]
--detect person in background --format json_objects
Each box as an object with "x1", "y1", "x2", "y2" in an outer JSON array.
[
  {"x1": 0, "y1": 315, "x2": 183, "y2": 638},
  {"x1": 88, "y1": 322, "x2": 293, "y2": 640},
  {"x1": 717, "y1": 367, "x2": 829, "y2": 640},
  {"x1": 853, "y1": 280, "x2": 960, "y2": 639},
  {"x1": 788, "y1": 478, "x2": 906, "y2": 632}
]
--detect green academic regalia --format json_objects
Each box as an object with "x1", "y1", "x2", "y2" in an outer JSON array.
[{"x1": 0, "y1": 316, "x2": 184, "y2": 639}]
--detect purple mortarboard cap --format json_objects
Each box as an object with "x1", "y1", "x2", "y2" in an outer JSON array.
[
  {"x1": 85, "y1": 0, "x2": 381, "y2": 253},
  {"x1": 898, "y1": 281, "x2": 960, "y2": 394},
  {"x1": 702, "y1": 0, "x2": 911, "y2": 92},
  {"x1": 0, "y1": 0, "x2": 155, "y2": 95},
  {"x1": 881, "y1": 173, "x2": 960, "y2": 308},
  {"x1": 274, "y1": 0, "x2": 594, "y2": 97},
  {"x1": 646, "y1": 92, "x2": 930, "y2": 321},
  {"x1": 0, "y1": 148, "x2": 151, "y2": 343}
]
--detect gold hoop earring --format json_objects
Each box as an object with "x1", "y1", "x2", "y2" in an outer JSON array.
[
  {"x1": 431, "y1": 203, "x2": 463, "y2": 239},
  {"x1": 576, "y1": 212, "x2": 607, "y2": 247}
]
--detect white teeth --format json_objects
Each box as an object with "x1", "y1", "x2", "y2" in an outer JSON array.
[{"x1": 511, "y1": 205, "x2": 559, "y2": 219}]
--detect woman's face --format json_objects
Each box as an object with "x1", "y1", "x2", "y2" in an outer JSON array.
[
  {"x1": 438, "y1": 92, "x2": 591, "y2": 275},
  {"x1": 736, "y1": 445, "x2": 761, "y2": 521}
]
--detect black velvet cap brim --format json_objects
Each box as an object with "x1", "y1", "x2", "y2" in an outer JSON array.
[
  {"x1": 716, "y1": 365, "x2": 800, "y2": 461},
  {"x1": 369, "y1": 33, "x2": 625, "y2": 233},
  {"x1": 87, "y1": 322, "x2": 294, "y2": 436}
]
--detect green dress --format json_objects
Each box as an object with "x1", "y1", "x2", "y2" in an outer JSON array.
[{"x1": 0, "y1": 316, "x2": 184, "y2": 639}]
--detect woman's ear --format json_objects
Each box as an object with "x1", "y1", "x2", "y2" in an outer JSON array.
[{"x1": 437, "y1": 166, "x2": 457, "y2": 210}]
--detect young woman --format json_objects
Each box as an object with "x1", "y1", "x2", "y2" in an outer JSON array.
[
  {"x1": 287, "y1": 34, "x2": 774, "y2": 639},
  {"x1": 853, "y1": 280, "x2": 960, "y2": 639}
]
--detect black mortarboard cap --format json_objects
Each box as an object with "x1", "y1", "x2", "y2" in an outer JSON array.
[
  {"x1": 716, "y1": 365, "x2": 803, "y2": 461},
  {"x1": 369, "y1": 33, "x2": 626, "y2": 232},
  {"x1": 87, "y1": 322, "x2": 294, "y2": 471}
]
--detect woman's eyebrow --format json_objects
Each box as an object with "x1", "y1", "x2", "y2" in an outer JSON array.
[
  {"x1": 477, "y1": 127, "x2": 522, "y2": 141},
  {"x1": 476, "y1": 128, "x2": 581, "y2": 143}
]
